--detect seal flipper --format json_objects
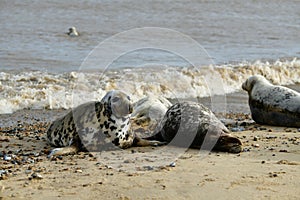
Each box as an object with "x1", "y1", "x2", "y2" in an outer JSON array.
[
  {"x1": 133, "y1": 135, "x2": 166, "y2": 147},
  {"x1": 213, "y1": 134, "x2": 243, "y2": 153},
  {"x1": 48, "y1": 145, "x2": 79, "y2": 158},
  {"x1": 142, "y1": 131, "x2": 165, "y2": 142}
]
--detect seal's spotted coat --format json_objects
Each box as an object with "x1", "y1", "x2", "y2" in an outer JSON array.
[
  {"x1": 144, "y1": 102, "x2": 243, "y2": 153},
  {"x1": 242, "y1": 75, "x2": 300, "y2": 127},
  {"x1": 47, "y1": 90, "x2": 163, "y2": 157}
]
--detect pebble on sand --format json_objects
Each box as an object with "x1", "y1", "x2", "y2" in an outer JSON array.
[{"x1": 29, "y1": 173, "x2": 43, "y2": 180}]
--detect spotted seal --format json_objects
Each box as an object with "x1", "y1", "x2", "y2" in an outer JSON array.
[
  {"x1": 67, "y1": 27, "x2": 79, "y2": 37},
  {"x1": 144, "y1": 102, "x2": 243, "y2": 153},
  {"x1": 242, "y1": 75, "x2": 300, "y2": 127},
  {"x1": 47, "y1": 90, "x2": 164, "y2": 157}
]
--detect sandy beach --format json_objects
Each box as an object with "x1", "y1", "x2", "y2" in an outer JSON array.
[
  {"x1": 1, "y1": 1, "x2": 300, "y2": 199},
  {"x1": 0, "y1": 102, "x2": 299, "y2": 200}
]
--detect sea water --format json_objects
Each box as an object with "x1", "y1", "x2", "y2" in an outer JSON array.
[{"x1": 1, "y1": 0, "x2": 300, "y2": 114}]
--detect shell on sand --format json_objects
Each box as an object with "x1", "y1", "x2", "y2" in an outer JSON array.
[{"x1": 242, "y1": 75, "x2": 300, "y2": 127}]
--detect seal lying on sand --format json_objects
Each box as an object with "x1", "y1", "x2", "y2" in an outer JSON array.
[
  {"x1": 47, "y1": 90, "x2": 164, "y2": 157},
  {"x1": 242, "y1": 75, "x2": 300, "y2": 127},
  {"x1": 144, "y1": 102, "x2": 243, "y2": 153},
  {"x1": 131, "y1": 96, "x2": 172, "y2": 130}
]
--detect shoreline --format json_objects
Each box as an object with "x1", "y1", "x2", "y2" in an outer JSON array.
[
  {"x1": 0, "y1": 90, "x2": 251, "y2": 126},
  {"x1": 1, "y1": 92, "x2": 300, "y2": 199}
]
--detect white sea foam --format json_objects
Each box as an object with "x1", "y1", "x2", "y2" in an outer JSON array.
[{"x1": 0, "y1": 59, "x2": 299, "y2": 114}]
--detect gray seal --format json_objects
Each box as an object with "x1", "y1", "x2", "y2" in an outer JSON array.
[
  {"x1": 47, "y1": 90, "x2": 164, "y2": 157},
  {"x1": 144, "y1": 101, "x2": 243, "y2": 153},
  {"x1": 131, "y1": 96, "x2": 172, "y2": 130},
  {"x1": 67, "y1": 27, "x2": 79, "y2": 37},
  {"x1": 242, "y1": 75, "x2": 300, "y2": 127}
]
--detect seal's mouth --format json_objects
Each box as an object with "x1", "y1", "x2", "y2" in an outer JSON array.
[{"x1": 129, "y1": 104, "x2": 133, "y2": 114}]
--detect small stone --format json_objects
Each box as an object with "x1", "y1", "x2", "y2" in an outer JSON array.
[
  {"x1": 169, "y1": 162, "x2": 176, "y2": 167},
  {"x1": 57, "y1": 156, "x2": 63, "y2": 160},
  {"x1": 277, "y1": 160, "x2": 288, "y2": 164},
  {"x1": 261, "y1": 160, "x2": 266, "y2": 164},
  {"x1": 0, "y1": 137, "x2": 9, "y2": 142},
  {"x1": 279, "y1": 149, "x2": 288, "y2": 153},
  {"x1": 82, "y1": 183, "x2": 91, "y2": 187},
  {"x1": 75, "y1": 169, "x2": 83, "y2": 173},
  {"x1": 266, "y1": 136, "x2": 277, "y2": 140},
  {"x1": 143, "y1": 166, "x2": 154, "y2": 171},
  {"x1": 252, "y1": 143, "x2": 260, "y2": 148},
  {"x1": 11, "y1": 160, "x2": 18, "y2": 165},
  {"x1": 231, "y1": 127, "x2": 245, "y2": 132},
  {"x1": 0, "y1": 170, "x2": 7, "y2": 176},
  {"x1": 269, "y1": 172, "x2": 278, "y2": 177},
  {"x1": 4, "y1": 155, "x2": 12, "y2": 161},
  {"x1": 88, "y1": 153, "x2": 94, "y2": 157},
  {"x1": 123, "y1": 159, "x2": 134, "y2": 164},
  {"x1": 34, "y1": 152, "x2": 40, "y2": 157},
  {"x1": 253, "y1": 136, "x2": 259, "y2": 141},
  {"x1": 30, "y1": 173, "x2": 43, "y2": 180}
]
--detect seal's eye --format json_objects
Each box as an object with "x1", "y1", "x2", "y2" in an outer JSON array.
[{"x1": 112, "y1": 97, "x2": 120, "y2": 103}]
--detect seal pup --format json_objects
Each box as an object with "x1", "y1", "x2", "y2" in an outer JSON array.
[
  {"x1": 67, "y1": 27, "x2": 79, "y2": 37},
  {"x1": 144, "y1": 102, "x2": 243, "y2": 153},
  {"x1": 242, "y1": 75, "x2": 300, "y2": 127},
  {"x1": 47, "y1": 90, "x2": 164, "y2": 157}
]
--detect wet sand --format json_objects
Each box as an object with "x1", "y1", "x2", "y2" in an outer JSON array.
[{"x1": 1, "y1": 93, "x2": 300, "y2": 199}]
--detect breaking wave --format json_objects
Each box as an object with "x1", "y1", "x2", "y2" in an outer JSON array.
[{"x1": 0, "y1": 58, "x2": 299, "y2": 114}]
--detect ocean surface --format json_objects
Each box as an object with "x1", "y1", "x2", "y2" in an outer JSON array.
[{"x1": 1, "y1": 0, "x2": 300, "y2": 114}]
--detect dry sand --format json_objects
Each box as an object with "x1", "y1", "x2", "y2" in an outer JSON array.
[{"x1": 0, "y1": 109, "x2": 300, "y2": 200}]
